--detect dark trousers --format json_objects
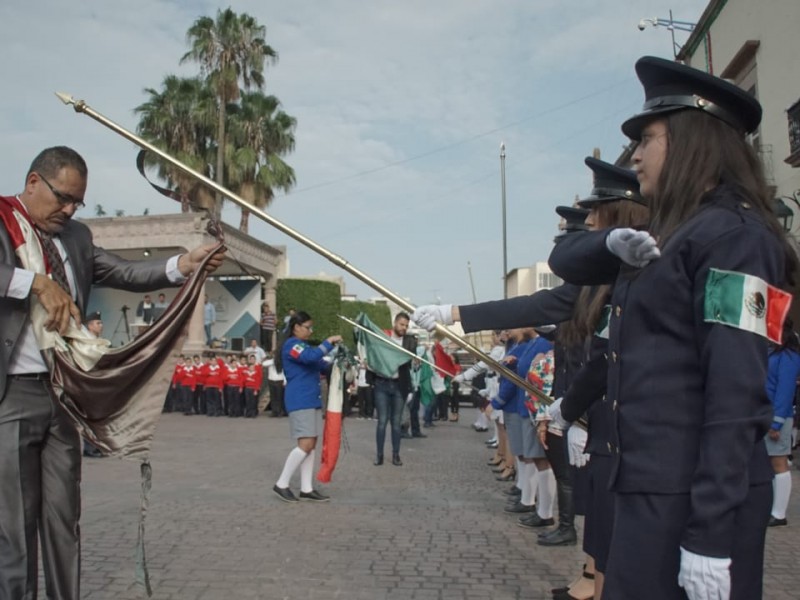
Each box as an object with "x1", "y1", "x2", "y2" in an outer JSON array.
[
  {"x1": 358, "y1": 386, "x2": 373, "y2": 418},
  {"x1": 449, "y1": 384, "x2": 460, "y2": 414},
  {"x1": 205, "y1": 387, "x2": 222, "y2": 416},
  {"x1": 260, "y1": 328, "x2": 274, "y2": 352},
  {"x1": 244, "y1": 388, "x2": 259, "y2": 418},
  {"x1": 268, "y1": 380, "x2": 285, "y2": 416},
  {"x1": 437, "y1": 393, "x2": 449, "y2": 420},
  {"x1": 225, "y1": 386, "x2": 243, "y2": 417},
  {"x1": 409, "y1": 391, "x2": 421, "y2": 435},
  {"x1": 194, "y1": 385, "x2": 205, "y2": 416},
  {"x1": 179, "y1": 385, "x2": 194, "y2": 414},
  {"x1": 374, "y1": 378, "x2": 404, "y2": 457},
  {"x1": 0, "y1": 379, "x2": 81, "y2": 600},
  {"x1": 163, "y1": 386, "x2": 174, "y2": 413},
  {"x1": 604, "y1": 483, "x2": 771, "y2": 600}
]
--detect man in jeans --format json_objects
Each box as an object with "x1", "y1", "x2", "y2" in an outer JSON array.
[{"x1": 370, "y1": 312, "x2": 416, "y2": 466}]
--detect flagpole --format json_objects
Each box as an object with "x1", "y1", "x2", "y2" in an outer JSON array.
[
  {"x1": 338, "y1": 315, "x2": 474, "y2": 389},
  {"x1": 55, "y1": 92, "x2": 550, "y2": 405}
]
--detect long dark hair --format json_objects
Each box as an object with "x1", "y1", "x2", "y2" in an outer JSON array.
[
  {"x1": 650, "y1": 110, "x2": 797, "y2": 284},
  {"x1": 559, "y1": 199, "x2": 651, "y2": 349},
  {"x1": 274, "y1": 310, "x2": 312, "y2": 373}
]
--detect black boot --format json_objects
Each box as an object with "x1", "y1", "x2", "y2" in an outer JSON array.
[{"x1": 537, "y1": 473, "x2": 577, "y2": 546}]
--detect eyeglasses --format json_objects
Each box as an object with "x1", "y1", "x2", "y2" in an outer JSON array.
[
  {"x1": 300, "y1": 324, "x2": 314, "y2": 332},
  {"x1": 37, "y1": 173, "x2": 85, "y2": 209}
]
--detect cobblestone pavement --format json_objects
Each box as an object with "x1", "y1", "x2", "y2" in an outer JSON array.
[{"x1": 74, "y1": 413, "x2": 800, "y2": 599}]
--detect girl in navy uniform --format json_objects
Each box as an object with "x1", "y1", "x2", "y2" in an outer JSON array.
[{"x1": 549, "y1": 56, "x2": 797, "y2": 600}]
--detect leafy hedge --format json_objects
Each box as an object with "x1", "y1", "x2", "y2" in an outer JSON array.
[{"x1": 275, "y1": 279, "x2": 393, "y2": 350}]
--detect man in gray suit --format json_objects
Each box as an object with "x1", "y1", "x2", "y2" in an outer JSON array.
[{"x1": 0, "y1": 146, "x2": 225, "y2": 599}]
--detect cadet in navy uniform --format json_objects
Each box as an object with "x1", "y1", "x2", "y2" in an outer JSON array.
[{"x1": 549, "y1": 56, "x2": 797, "y2": 600}]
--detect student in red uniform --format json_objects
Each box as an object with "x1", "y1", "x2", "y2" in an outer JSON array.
[
  {"x1": 203, "y1": 353, "x2": 225, "y2": 416},
  {"x1": 192, "y1": 354, "x2": 206, "y2": 416},
  {"x1": 224, "y1": 354, "x2": 244, "y2": 417},
  {"x1": 243, "y1": 354, "x2": 263, "y2": 418}
]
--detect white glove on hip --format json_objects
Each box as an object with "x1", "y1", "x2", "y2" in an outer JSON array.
[
  {"x1": 545, "y1": 398, "x2": 570, "y2": 431},
  {"x1": 605, "y1": 228, "x2": 661, "y2": 268},
  {"x1": 567, "y1": 426, "x2": 590, "y2": 468},
  {"x1": 411, "y1": 304, "x2": 454, "y2": 331},
  {"x1": 678, "y1": 547, "x2": 731, "y2": 600},
  {"x1": 453, "y1": 373, "x2": 465, "y2": 384}
]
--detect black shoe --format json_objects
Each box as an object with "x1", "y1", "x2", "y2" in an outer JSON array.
[
  {"x1": 392, "y1": 454, "x2": 403, "y2": 466},
  {"x1": 374, "y1": 456, "x2": 384, "y2": 466},
  {"x1": 504, "y1": 501, "x2": 534, "y2": 514},
  {"x1": 272, "y1": 485, "x2": 298, "y2": 503},
  {"x1": 496, "y1": 472, "x2": 515, "y2": 481},
  {"x1": 400, "y1": 432, "x2": 412, "y2": 439},
  {"x1": 537, "y1": 524, "x2": 578, "y2": 546},
  {"x1": 299, "y1": 489, "x2": 330, "y2": 502},
  {"x1": 412, "y1": 432, "x2": 427, "y2": 438},
  {"x1": 503, "y1": 485, "x2": 522, "y2": 497},
  {"x1": 768, "y1": 516, "x2": 788, "y2": 527},
  {"x1": 517, "y1": 514, "x2": 554, "y2": 528}
]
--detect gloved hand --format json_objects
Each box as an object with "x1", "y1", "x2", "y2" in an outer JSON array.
[
  {"x1": 678, "y1": 547, "x2": 731, "y2": 600},
  {"x1": 478, "y1": 389, "x2": 490, "y2": 399},
  {"x1": 545, "y1": 398, "x2": 570, "y2": 432},
  {"x1": 453, "y1": 373, "x2": 465, "y2": 384},
  {"x1": 567, "y1": 426, "x2": 590, "y2": 467},
  {"x1": 406, "y1": 393, "x2": 414, "y2": 405},
  {"x1": 605, "y1": 228, "x2": 661, "y2": 268},
  {"x1": 411, "y1": 304, "x2": 454, "y2": 331}
]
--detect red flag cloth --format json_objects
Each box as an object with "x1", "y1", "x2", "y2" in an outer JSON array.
[
  {"x1": 433, "y1": 342, "x2": 460, "y2": 377},
  {"x1": 317, "y1": 361, "x2": 344, "y2": 483}
]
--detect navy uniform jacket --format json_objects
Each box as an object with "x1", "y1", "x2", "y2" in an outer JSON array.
[{"x1": 549, "y1": 185, "x2": 780, "y2": 558}]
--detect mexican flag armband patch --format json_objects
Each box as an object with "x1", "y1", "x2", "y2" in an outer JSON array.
[
  {"x1": 703, "y1": 268, "x2": 792, "y2": 343},
  {"x1": 289, "y1": 343, "x2": 305, "y2": 359}
]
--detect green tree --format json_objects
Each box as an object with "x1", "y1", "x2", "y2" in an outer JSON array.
[
  {"x1": 227, "y1": 91, "x2": 297, "y2": 233},
  {"x1": 94, "y1": 204, "x2": 106, "y2": 216},
  {"x1": 181, "y1": 8, "x2": 277, "y2": 218},
  {"x1": 134, "y1": 75, "x2": 216, "y2": 213}
]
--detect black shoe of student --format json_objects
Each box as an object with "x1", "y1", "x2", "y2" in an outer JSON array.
[
  {"x1": 503, "y1": 485, "x2": 522, "y2": 496},
  {"x1": 374, "y1": 455, "x2": 384, "y2": 466},
  {"x1": 412, "y1": 432, "x2": 427, "y2": 438},
  {"x1": 537, "y1": 524, "x2": 578, "y2": 546},
  {"x1": 299, "y1": 489, "x2": 330, "y2": 502},
  {"x1": 517, "y1": 514, "x2": 555, "y2": 528},
  {"x1": 400, "y1": 432, "x2": 412, "y2": 439},
  {"x1": 504, "y1": 501, "x2": 534, "y2": 514},
  {"x1": 768, "y1": 516, "x2": 788, "y2": 527},
  {"x1": 392, "y1": 454, "x2": 403, "y2": 466},
  {"x1": 272, "y1": 485, "x2": 298, "y2": 503}
]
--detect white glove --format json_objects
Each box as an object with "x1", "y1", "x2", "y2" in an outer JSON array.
[
  {"x1": 605, "y1": 228, "x2": 660, "y2": 268},
  {"x1": 567, "y1": 426, "x2": 590, "y2": 467},
  {"x1": 453, "y1": 373, "x2": 465, "y2": 384},
  {"x1": 546, "y1": 398, "x2": 570, "y2": 432},
  {"x1": 678, "y1": 547, "x2": 731, "y2": 600},
  {"x1": 411, "y1": 304, "x2": 454, "y2": 331},
  {"x1": 406, "y1": 393, "x2": 414, "y2": 405},
  {"x1": 478, "y1": 389, "x2": 490, "y2": 398}
]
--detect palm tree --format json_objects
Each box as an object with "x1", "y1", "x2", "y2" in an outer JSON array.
[
  {"x1": 227, "y1": 91, "x2": 297, "y2": 232},
  {"x1": 135, "y1": 75, "x2": 216, "y2": 213},
  {"x1": 181, "y1": 8, "x2": 277, "y2": 218}
]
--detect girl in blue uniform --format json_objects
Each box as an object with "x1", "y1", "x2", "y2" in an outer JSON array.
[
  {"x1": 272, "y1": 310, "x2": 342, "y2": 503},
  {"x1": 765, "y1": 319, "x2": 800, "y2": 527}
]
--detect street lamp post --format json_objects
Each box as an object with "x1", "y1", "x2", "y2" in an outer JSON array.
[
  {"x1": 500, "y1": 142, "x2": 508, "y2": 299},
  {"x1": 638, "y1": 9, "x2": 696, "y2": 59}
]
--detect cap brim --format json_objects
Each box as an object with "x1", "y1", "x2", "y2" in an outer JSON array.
[{"x1": 621, "y1": 105, "x2": 686, "y2": 140}]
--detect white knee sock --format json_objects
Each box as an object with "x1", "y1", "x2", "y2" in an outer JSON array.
[
  {"x1": 276, "y1": 447, "x2": 308, "y2": 489},
  {"x1": 519, "y1": 463, "x2": 532, "y2": 506},
  {"x1": 536, "y1": 468, "x2": 556, "y2": 519},
  {"x1": 514, "y1": 457, "x2": 522, "y2": 489},
  {"x1": 300, "y1": 449, "x2": 316, "y2": 493},
  {"x1": 772, "y1": 471, "x2": 792, "y2": 519},
  {"x1": 527, "y1": 464, "x2": 539, "y2": 507}
]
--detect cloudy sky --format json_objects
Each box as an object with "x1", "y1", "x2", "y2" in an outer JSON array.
[{"x1": 0, "y1": 0, "x2": 707, "y2": 306}]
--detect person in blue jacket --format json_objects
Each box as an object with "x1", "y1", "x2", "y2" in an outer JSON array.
[
  {"x1": 766, "y1": 319, "x2": 800, "y2": 527},
  {"x1": 272, "y1": 310, "x2": 342, "y2": 503}
]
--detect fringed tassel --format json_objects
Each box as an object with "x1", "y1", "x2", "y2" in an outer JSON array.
[{"x1": 135, "y1": 460, "x2": 153, "y2": 597}]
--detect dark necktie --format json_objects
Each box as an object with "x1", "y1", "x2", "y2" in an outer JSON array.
[{"x1": 38, "y1": 230, "x2": 70, "y2": 293}]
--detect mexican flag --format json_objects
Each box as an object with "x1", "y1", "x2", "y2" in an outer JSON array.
[
  {"x1": 354, "y1": 313, "x2": 411, "y2": 378},
  {"x1": 704, "y1": 268, "x2": 792, "y2": 344}
]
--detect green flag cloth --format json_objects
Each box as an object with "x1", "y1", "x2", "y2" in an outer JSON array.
[
  {"x1": 355, "y1": 313, "x2": 411, "y2": 378},
  {"x1": 419, "y1": 361, "x2": 435, "y2": 407}
]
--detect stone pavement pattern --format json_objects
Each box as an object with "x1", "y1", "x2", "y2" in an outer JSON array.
[{"x1": 75, "y1": 414, "x2": 800, "y2": 599}]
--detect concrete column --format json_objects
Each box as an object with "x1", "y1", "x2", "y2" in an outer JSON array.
[{"x1": 182, "y1": 287, "x2": 207, "y2": 354}]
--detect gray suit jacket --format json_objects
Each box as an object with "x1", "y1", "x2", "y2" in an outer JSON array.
[{"x1": 0, "y1": 217, "x2": 175, "y2": 395}]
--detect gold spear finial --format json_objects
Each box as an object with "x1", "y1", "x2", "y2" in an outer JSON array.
[{"x1": 55, "y1": 92, "x2": 86, "y2": 113}]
